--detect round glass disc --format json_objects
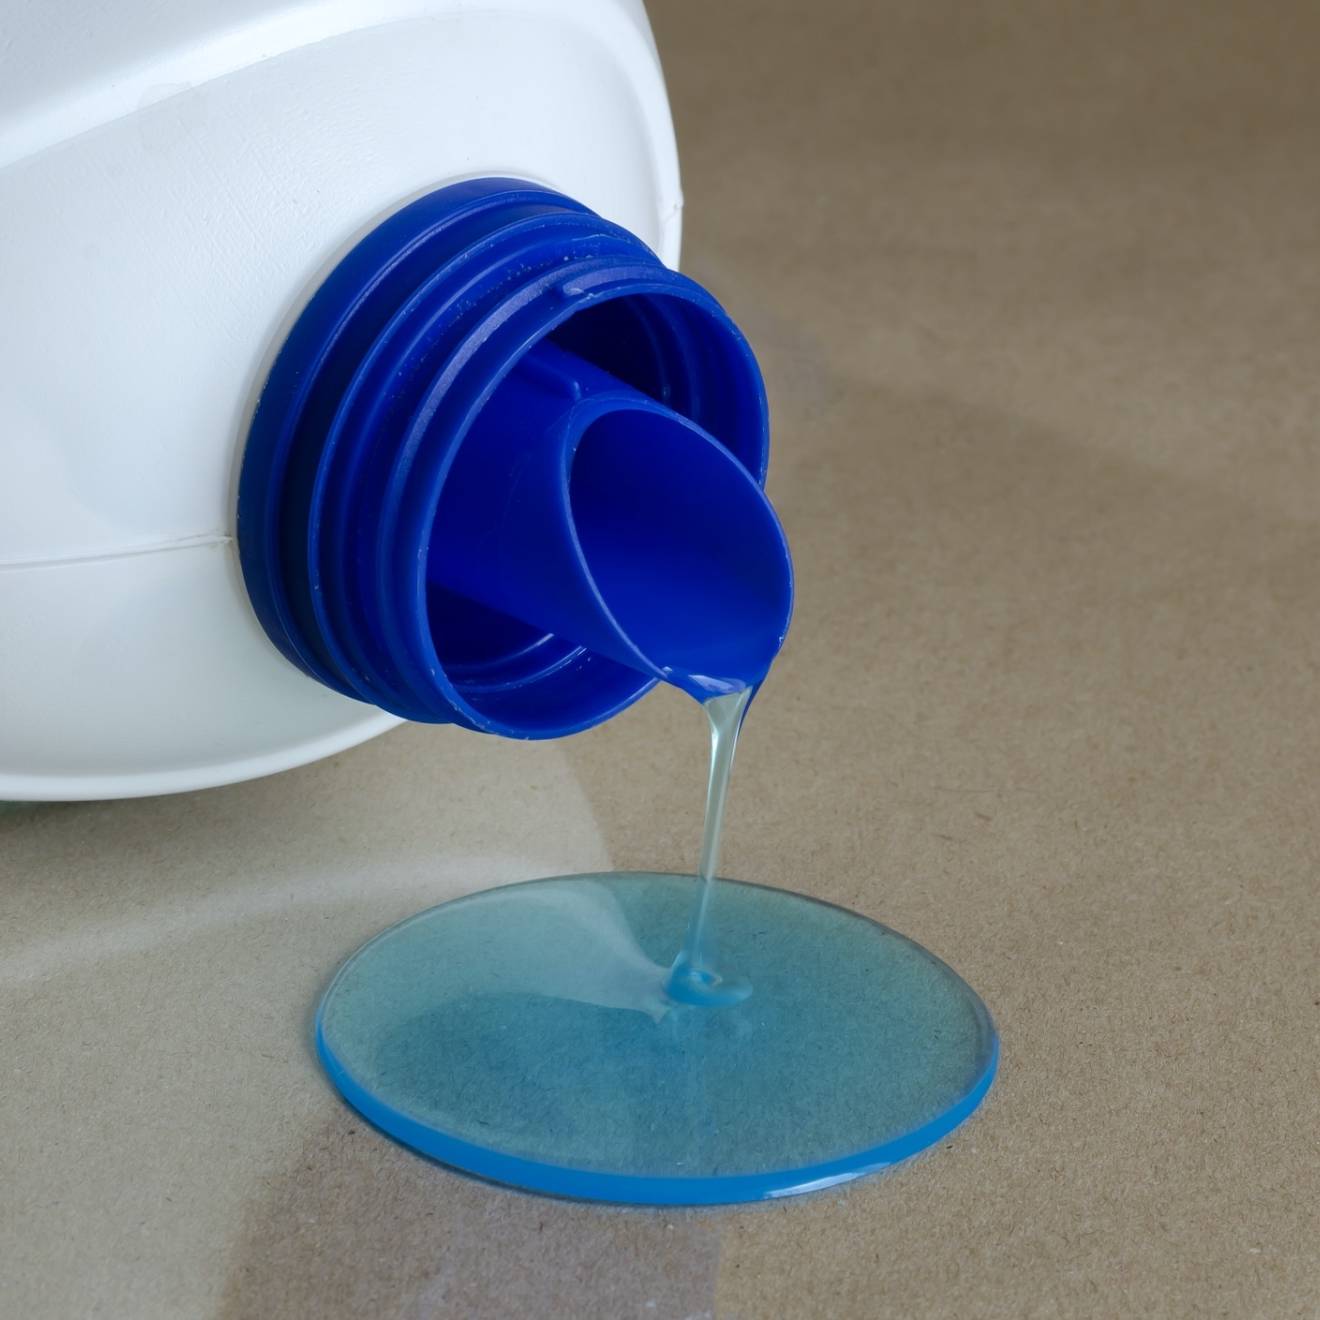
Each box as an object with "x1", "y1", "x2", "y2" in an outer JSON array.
[{"x1": 316, "y1": 873, "x2": 996, "y2": 1205}]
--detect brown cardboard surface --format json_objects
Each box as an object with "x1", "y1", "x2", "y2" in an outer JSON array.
[{"x1": 4, "y1": 1, "x2": 1320, "y2": 1315}]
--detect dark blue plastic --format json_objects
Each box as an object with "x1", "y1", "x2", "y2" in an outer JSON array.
[
  {"x1": 431, "y1": 340, "x2": 790, "y2": 700},
  {"x1": 238, "y1": 178, "x2": 788, "y2": 735}
]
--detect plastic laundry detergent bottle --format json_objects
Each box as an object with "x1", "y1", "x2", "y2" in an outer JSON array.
[{"x1": 0, "y1": 0, "x2": 792, "y2": 799}]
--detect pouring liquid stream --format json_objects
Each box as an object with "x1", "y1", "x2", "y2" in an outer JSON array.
[{"x1": 666, "y1": 685, "x2": 757, "y2": 1007}]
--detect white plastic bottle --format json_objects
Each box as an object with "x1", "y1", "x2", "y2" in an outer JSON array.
[{"x1": 0, "y1": 0, "x2": 684, "y2": 799}]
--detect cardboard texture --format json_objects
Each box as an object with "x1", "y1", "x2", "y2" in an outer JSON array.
[{"x1": 4, "y1": 0, "x2": 1319, "y2": 1314}]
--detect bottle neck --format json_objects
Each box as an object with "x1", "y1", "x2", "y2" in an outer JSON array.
[{"x1": 238, "y1": 178, "x2": 784, "y2": 738}]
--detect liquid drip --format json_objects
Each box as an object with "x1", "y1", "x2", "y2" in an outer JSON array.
[
  {"x1": 314, "y1": 658, "x2": 1000, "y2": 1201},
  {"x1": 315, "y1": 487, "x2": 997, "y2": 1202},
  {"x1": 667, "y1": 687, "x2": 755, "y2": 1006}
]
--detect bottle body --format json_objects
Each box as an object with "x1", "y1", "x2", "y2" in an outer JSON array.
[{"x1": 0, "y1": 0, "x2": 681, "y2": 798}]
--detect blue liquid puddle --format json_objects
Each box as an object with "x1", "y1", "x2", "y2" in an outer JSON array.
[
  {"x1": 318, "y1": 663, "x2": 997, "y2": 1203},
  {"x1": 316, "y1": 871, "x2": 997, "y2": 1204}
]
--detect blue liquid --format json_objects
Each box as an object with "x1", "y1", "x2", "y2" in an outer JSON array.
[
  {"x1": 666, "y1": 688, "x2": 755, "y2": 1007},
  {"x1": 317, "y1": 618, "x2": 997, "y2": 1203},
  {"x1": 317, "y1": 872, "x2": 996, "y2": 1203}
]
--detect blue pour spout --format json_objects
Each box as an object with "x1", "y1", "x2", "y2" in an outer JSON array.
[
  {"x1": 239, "y1": 178, "x2": 793, "y2": 732},
  {"x1": 430, "y1": 339, "x2": 791, "y2": 702}
]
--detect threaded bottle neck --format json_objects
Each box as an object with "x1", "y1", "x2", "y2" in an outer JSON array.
[{"x1": 239, "y1": 178, "x2": 776, "y2": 737}]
